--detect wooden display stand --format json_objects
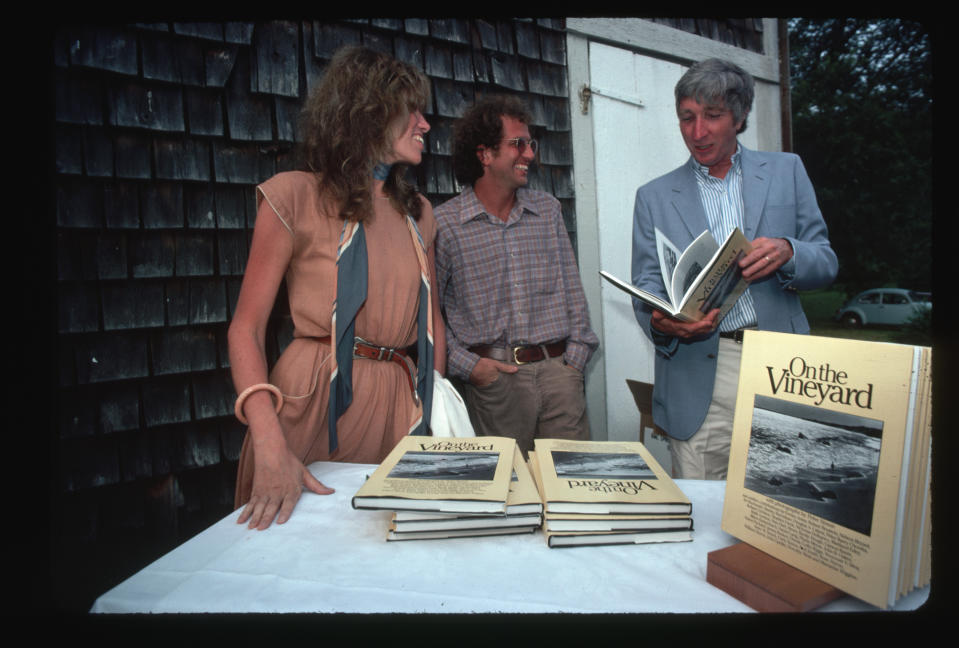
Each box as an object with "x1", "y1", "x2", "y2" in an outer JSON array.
[{"x1": 707, "y1": 542, "x2": 845, "y2": 612}]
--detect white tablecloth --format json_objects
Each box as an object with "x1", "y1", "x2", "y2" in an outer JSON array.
[{"x1": 91, "y1": 461, "x2": 930, "y2": 614}]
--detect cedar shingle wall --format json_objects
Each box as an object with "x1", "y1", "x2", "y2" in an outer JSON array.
[
  {"x1": 52, "y1": 17, "x2": 765, "y2": 612},
  {"x1": 53, "y1": 18, "x2": 574, "y2": 611},
  {"x1": 648, "y1": 18, "x2": 766, "y2": 53}
]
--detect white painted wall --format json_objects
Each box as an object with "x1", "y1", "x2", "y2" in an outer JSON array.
[
  {"x1": 567, "y1": 19, "x2": 782, "y2": 471},
  {"x1": 588, "y1": 44, "x2": 685, "y2": 470}
]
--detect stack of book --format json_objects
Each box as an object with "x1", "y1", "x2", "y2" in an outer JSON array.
[
  {"x1": 352, "y1": 435, "x2": 542, "y2": 541},
  {"x1": 528, "y1": 439, "x2": 693, "y2": 548},
  {"x1": 720, "y1": 330, "x2": 932, "y2": 610}
]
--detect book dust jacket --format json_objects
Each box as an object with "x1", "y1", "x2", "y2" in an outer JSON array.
[
  {"x1": 352, "y1": 436, "x2": 516, "y2": 512},
  {"x1": 722, "y1": 330, "x2": 930, "y2": 609},
  {"x1": 533, "y1": 439, "x2": 690, "y2": 513}
]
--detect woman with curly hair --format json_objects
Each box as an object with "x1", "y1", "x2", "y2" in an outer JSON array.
[{"x1": 228, "y1": 46, "x2": 445, "y2": 529}]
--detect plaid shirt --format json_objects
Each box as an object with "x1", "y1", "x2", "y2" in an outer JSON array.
[{"x1": 435, "y1": 186, "x2": 599, "y2": 381}]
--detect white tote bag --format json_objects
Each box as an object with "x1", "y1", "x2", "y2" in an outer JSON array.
[{"x1": 429, "y1": 370, "x2": 475, "y2": 437}]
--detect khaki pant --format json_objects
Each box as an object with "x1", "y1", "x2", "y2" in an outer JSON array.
[
  {"x1": 463, "y1": 355, "x2": 590, "y2": 456},
  {"x1": 669, "y1": 337, "x2": 743, "y2": 480}
]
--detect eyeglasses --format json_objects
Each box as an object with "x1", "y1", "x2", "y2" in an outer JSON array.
[{"x1": 500, "y1": 137, "x2": 538, "y2": 155}]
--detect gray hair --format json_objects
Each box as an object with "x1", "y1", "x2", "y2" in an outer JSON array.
[{"x1": 675, "y1": 58, "x2": 754, "y2": 133}]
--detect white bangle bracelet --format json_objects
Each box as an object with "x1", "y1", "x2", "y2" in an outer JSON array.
[{"x1": 234, "y1": 383, "x2": 284, "y2": 425}]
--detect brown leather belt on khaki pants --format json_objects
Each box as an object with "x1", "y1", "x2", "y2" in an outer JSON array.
[
  {"x1": 469, "y1": 340, "x2": 567, "y2": 365},
  {"x1": 315, "y1": 335, "x2": 418, "y2": 402}
]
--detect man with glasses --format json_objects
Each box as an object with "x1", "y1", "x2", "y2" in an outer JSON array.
[{"x1": 434, "y1": 95, "x2": 598, "y2": 454}]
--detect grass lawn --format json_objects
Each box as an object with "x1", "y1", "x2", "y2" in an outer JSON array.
[{"x1": 799, "y1": 289, "x2": 932, "y2": 347}]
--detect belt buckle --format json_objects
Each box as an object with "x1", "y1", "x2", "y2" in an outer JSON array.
[
  {"x1": 354, "y1": 336, "x2": 392, "y2": 360},
  {"x1": 352, "y1": 336, "x2": 367, "y2": 358},
  {"x1": 511, "y1": 346, "x2": 528, "y2": 365}
]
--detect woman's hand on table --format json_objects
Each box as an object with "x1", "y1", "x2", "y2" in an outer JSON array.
[{"x1": 238, "y1": 431, "x2": 334, "y2": 530}]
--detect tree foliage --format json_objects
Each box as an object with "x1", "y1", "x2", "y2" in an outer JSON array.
[{"x1": 788, "y1": 18, "x2": 933, "y2": 293}]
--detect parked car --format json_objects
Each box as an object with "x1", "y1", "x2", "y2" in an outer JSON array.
[{"x1": 834, "y1": 289, "x2": 932, "y2": 327}]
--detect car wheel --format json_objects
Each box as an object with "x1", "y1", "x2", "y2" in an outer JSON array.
[{"x1": 840, "y1": 313, "x2": 862, "y2": 328}]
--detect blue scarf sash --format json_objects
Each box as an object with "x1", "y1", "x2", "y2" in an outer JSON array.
[{"x1": 328, "y1": 214, "x2": 433, "y2": 453}]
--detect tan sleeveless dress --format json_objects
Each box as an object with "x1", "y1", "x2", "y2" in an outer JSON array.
[{"x1": 234, "y1": 171, "x2": 435, "y2": 507}]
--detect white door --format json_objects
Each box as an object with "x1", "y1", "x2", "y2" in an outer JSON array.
[
  {"x1": 575, "y1": 40, "x2": 761, "y2": 469},
  {"x1": 587, "y1": 42, "x2": 689, "y2": 467}
]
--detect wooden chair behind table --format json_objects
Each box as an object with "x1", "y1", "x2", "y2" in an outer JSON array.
[{"x1": 625, "y1": 379, "x2": 667, "y2": 445}]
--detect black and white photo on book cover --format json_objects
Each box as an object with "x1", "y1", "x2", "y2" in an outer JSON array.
[
  {"x1": 743, "y1": 394, "x2": 882, "y2": 537},
  {"x1": 550, "y1": 450, "x2": 656, "y2": 481},
  {"x1": 387, "y1": 450, "x2": 500, "y2": 481}
]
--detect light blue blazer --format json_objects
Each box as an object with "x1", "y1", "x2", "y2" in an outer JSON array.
[{"x1": 630, "y1": 145, "x2": 838, "y2": 441}]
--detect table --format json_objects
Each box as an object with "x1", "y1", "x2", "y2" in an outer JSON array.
[{"x1": 91, "y1": 461, "x2": 930, "y2": 614}]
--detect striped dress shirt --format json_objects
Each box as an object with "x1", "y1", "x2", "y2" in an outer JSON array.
[
  {"x1": 434, "y1": 186, "x2": 599, "y2": 381},
  {"x1": 690, "y1": 147, "x2": 758, "y2": 332}
]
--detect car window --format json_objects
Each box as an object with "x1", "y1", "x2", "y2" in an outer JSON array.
[
  {"x1": 883, "y1": 293, "x2": 908, "y2": 305},
  {"x1": 858, "y1": 293, "x2": 880, "y2": 304}
]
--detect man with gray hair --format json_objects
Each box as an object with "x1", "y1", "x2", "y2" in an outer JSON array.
[{"x1": 630, "y1": 58, "x2": 838, "y2": 479}]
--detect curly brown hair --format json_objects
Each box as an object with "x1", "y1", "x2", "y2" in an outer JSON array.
[
  {"x1": 298, "y1": 46, "x2": 431, "y2": 222},
  {"x1": 451, "y1": 95, "x2": 532, "y2": 186}
]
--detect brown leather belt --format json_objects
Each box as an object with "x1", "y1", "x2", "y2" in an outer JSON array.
[
  {"x1": 314, "y1": 335, "x2": 418, "y2": 402},
  {"x1": 469, "y1": 340, "x2": 566, "y2": 365}
]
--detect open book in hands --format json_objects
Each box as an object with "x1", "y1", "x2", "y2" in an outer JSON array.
[{"x1": 601, "y1": 227, "x2": 752, "y2": 322}]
